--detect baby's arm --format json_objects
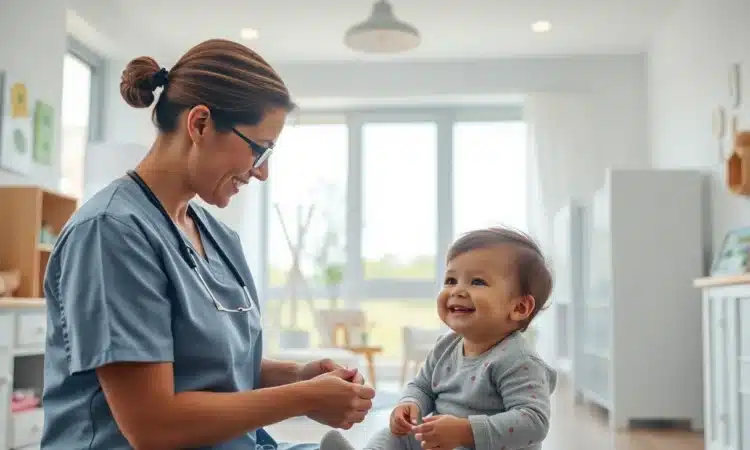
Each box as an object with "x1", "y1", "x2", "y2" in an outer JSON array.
[{"x1": 468, "y1": 354, "x2": 554, "y2": 450}]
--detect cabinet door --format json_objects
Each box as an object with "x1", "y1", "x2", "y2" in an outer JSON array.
[
  {"x1": 705, "y1": 293, "x2": 731, "y2": 450},
  {"x1": 725, "y1": 296, "x2": 741, "y2": 450},
  {"x1": 737, "y1": 297, "x2": 750, "y2": 449}
]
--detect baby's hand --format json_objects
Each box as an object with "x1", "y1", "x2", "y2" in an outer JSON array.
[
  {"x1": 413, "y1": 415, "x2": 473, "y2": 450},
  {"x1": 389, "y1": 402, "x2": 420, "y2": 436}
]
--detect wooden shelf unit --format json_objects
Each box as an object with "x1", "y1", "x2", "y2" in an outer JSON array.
[{"x1": 0, "y1": 186, "x2": 78, "y2": 298}]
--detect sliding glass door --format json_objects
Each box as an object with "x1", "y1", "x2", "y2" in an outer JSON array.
[{"x1": 261, "y1": 110, "x2": 527, "y2": 360}]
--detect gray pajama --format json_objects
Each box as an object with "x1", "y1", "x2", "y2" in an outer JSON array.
[{"x1": 364, "y1": 331, "x2": 557, "y2": 450}]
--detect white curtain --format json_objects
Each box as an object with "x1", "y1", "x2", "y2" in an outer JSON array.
[
  {"x1": 524, "y1": 93, "x2": 602, "y2": 362},
  {"x1": 525, "y1": 92, "x2": 602, "y2": 252}
]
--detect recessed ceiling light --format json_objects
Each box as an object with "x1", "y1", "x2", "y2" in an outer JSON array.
[
  {"x1": 531, "y1": 21, "x2": 552, "y2": 33},
  {"x1": 240, "y1": 28, "x2": 259, "y2": 40}
]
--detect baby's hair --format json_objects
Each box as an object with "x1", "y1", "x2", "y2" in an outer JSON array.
[{"x1": 447, "y1": 226, "x2": 553, "y2": 331}]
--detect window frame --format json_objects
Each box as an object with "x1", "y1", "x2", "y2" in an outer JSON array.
[{"x1": 261, "y1": 106, "x2": 524, "y2": 307}]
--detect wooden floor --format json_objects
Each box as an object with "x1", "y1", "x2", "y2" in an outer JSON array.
[{"x1": 266, "y1": 378, "x2": 704, "y2": 450}]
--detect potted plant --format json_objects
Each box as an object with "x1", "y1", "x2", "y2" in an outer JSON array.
[{"x1": 322, "y1": 262, "x2": 344, "y2": 309}]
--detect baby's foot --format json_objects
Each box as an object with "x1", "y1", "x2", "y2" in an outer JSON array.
[{"x1": 320, "y1": 429, "x2": 356, "y2": 450}]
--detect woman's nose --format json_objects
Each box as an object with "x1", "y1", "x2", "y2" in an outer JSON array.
[{"x1": 250, "y1": 162, "x2": 268, "y2": 181}]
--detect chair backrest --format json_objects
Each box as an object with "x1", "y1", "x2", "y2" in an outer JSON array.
[
  {"x1": 315, "y1": 309, "x2": 367, "y2": 347},
  {"x1": 402, "y1": 326, "x2": 446, "y2": 359}
]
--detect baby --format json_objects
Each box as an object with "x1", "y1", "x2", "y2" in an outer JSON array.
[{"x1": 322, "y1": 227, "x2": 557, "y2": 450}]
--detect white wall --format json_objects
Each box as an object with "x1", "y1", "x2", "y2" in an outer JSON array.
[
  {"x1": 102, "y1": 54, "x2": 652, "y2": 230},
  {"x1": 0, "y1": 0, "x2": 67, "y2": 189},
  {"x1": 648, "y1": 0, "x2": 750, "y2": 257}
]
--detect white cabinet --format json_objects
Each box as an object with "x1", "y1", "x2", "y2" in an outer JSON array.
[
  {"x1": 578, "y1": 169, "x2": 705, "y2": 430},
  {"x1": 696, "y1": 277, "x2": 750, "y2": 450},
  {"x1": 0, "y1": 299, "x2": 46, "y2": 450}
]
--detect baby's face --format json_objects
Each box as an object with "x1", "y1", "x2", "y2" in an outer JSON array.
[{"x1": 437, "y1": 246, "x2": 522, "y2": 341}]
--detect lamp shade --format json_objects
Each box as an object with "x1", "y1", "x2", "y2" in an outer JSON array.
[{"x1": 344, "y1": 0, "x2": 420, "y2": 54}]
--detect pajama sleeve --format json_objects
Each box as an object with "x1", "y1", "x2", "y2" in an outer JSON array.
[{"x1": 468, "y1": 354, "x2": 555, "y2": 450}]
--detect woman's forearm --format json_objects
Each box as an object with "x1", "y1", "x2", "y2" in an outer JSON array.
[
  {"x1": 259, "y1": 358, "x2": 301, "y2": 387},
  {"x1": 132, "y1": 382, "x2": 313, "y2": 449}
]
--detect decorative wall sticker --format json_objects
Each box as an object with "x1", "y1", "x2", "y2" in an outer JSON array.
[
  {"x1": 33, "y1": 101, "x2": 54, "y2": 166},
  {"x1": 0, "y1": 72, "x2": 33, "y2": 174}
]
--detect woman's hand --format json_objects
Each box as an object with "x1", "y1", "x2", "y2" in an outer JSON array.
[
  {"x1": 298, "y1": 358, "x2": 365, "y2": 385},
  {"x1": 302, "y1": 368, "x2": 376, "y2": 429}
]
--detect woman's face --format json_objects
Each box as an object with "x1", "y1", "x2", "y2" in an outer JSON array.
[{"x1": 185, "y1": 106, "x2": 287, "y2": 208}]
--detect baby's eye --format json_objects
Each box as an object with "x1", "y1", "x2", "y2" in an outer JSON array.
[
  {"x1": 444, "y1": 277, "x2": 457, "y2": 285},
  {"x1": 471, "y1": 278, "x2": 488, "y2": 286}
]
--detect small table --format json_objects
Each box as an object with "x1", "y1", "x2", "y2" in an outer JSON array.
[{"x1": 344, "y1": 345, "x2": 383, "y2": 389}]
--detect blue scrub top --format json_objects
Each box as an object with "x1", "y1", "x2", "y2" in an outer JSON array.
[{"x1": 41, "y1": 177, "x2": 265, "y2": 449}]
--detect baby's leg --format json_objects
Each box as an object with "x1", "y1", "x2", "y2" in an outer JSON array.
[
  {"x1": 362, "y1": 428, "x2": 420, "y2": 450},
  {"x1": 319, "y1": 428, "x2": 420, "y2": 450}
]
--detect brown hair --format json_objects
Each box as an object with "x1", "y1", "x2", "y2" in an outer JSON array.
[
  {"x1": 120, "y1": 39, "x2": 295, "y2": 133},
  {"x1": 447, "y1": 227, "x2": 553, "y2": 331}
]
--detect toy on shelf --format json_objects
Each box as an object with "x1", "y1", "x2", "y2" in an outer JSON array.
[
  {"x1": 727, "y1": 130, "x2": 750, "y2": 195},
  {"x1": 0, "y1": 269, "x2": 21, "y2": 297},
  {"x1": 39, "y1": 221, "x2": 58, "y2": 246}
]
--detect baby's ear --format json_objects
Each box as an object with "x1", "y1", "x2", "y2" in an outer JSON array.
[{"x1": 511, "y1": 295, "x2": 536, "y2": 321}]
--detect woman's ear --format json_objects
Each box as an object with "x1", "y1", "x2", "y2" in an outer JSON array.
[
  {"x1": 186, "y1": 105, "x2": 212, "y2": 144},
  {"x1": 510, "y1": 295, "x2": 536, "y2": 322}
]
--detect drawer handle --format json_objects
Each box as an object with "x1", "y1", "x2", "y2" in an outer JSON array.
[
  {"x1": 0, "y1": 376, "x2": 6, "y2": 386},
  {"x1": 31, "y1": 424, "x2": 41, "y2": 434},
  {"x1": 35, "y1": 326, "x2": 45, "y2": 335}
]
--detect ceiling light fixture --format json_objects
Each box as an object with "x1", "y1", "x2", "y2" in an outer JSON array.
[
  {"x1": 531, "y1": 21, "x2": 552, "y2": 33},
  {"x1": 240, "y1": 28, "x2": 259, "y2": 40},
  {"x1": 344, "y1": 0, "x2": 420, "y2": 54}
]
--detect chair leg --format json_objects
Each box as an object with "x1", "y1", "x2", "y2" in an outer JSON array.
[{"x1": 400, "y1": 359, "x2": 410, "y2": 386}]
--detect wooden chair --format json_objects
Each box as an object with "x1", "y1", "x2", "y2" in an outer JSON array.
[{"x1": 400, "y1": 326, "x2": 446, "y2": 386}]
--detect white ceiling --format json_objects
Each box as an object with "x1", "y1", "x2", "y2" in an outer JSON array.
[{"x1": 72, "y1": 0, "x2": 683, "y2": 63}]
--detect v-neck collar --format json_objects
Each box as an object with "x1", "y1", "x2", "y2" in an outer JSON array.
[{"x1": 183, "y1": 205, "x2": 214, "y2": 264}]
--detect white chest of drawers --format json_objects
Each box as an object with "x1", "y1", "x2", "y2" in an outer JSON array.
[
  {"x1": 0, "y1": 298, "x2": 46, "y2": 450},
  {"x1": 695, "y1": 275, "x2": 750, "y2": 450}
]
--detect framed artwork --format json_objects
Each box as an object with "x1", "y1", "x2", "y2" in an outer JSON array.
[
  {"x1": 33, "y1": 100, "x2": 54, "y2": 166},
  {"x1": 0, "y1": 71, "x2": 33, "y2": 175},
  {"x1": 711, "y1": 226, "x2": 750, "y2": 275}
]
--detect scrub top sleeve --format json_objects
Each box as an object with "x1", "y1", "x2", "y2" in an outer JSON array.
[{"x1": 54, "y1": 214, "x2": 174, "y2": 375}]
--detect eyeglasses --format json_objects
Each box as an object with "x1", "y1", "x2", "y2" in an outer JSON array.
[{"x1": 232, "y1": 128, "x2": 274, "y2": 169}]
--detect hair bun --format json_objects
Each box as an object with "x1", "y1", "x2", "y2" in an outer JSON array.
[{"x1": 120, "y1": 56, "x2": 163, "y2": 108}]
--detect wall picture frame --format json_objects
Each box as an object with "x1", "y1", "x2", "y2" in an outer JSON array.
[
  {"x1": 0, "y1": 71, "x2": 33, "y2": 175},
  {"x1": 33, "y1": 100, "x2": 54, "y2": 166}
]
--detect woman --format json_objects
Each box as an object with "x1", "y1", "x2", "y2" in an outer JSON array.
[{"x1": 41, "y1": 38, "x2": 375, "y2": 450}]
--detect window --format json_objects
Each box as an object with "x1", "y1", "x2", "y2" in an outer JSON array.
[
  {"x1": 452, "y1": 121, "x2": 528, "y2": 238},
  {"x1": 265, "y1": 123, "x2": 348, "y2": 350},
  {"x1": 359, "y1": 298, "x2": 442, "y2": 359},
  {"x1": 60, "y1": 53, "x2": 92, "y2": 199},
  {"x1": 60, "y1": 39, "x2": 104, "y2": 200},
  {"x1": 362, "y1": 122, "x2": 437, "y2": 279}
]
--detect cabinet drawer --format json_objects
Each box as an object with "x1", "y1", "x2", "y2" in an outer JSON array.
[
  {"x1": 0, "y1": 314, "x2": 12, "y2": 347},
  {"x1": 10, "y1": 408, "x2": 44, "y2": 449},
  {"x1": 15, "y1": 313, "x2": 46, "y2": 348}
]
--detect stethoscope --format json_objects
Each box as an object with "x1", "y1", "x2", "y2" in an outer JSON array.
[{"x1": 126, "y1": 170, "x2": 254, "y2": 313}]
